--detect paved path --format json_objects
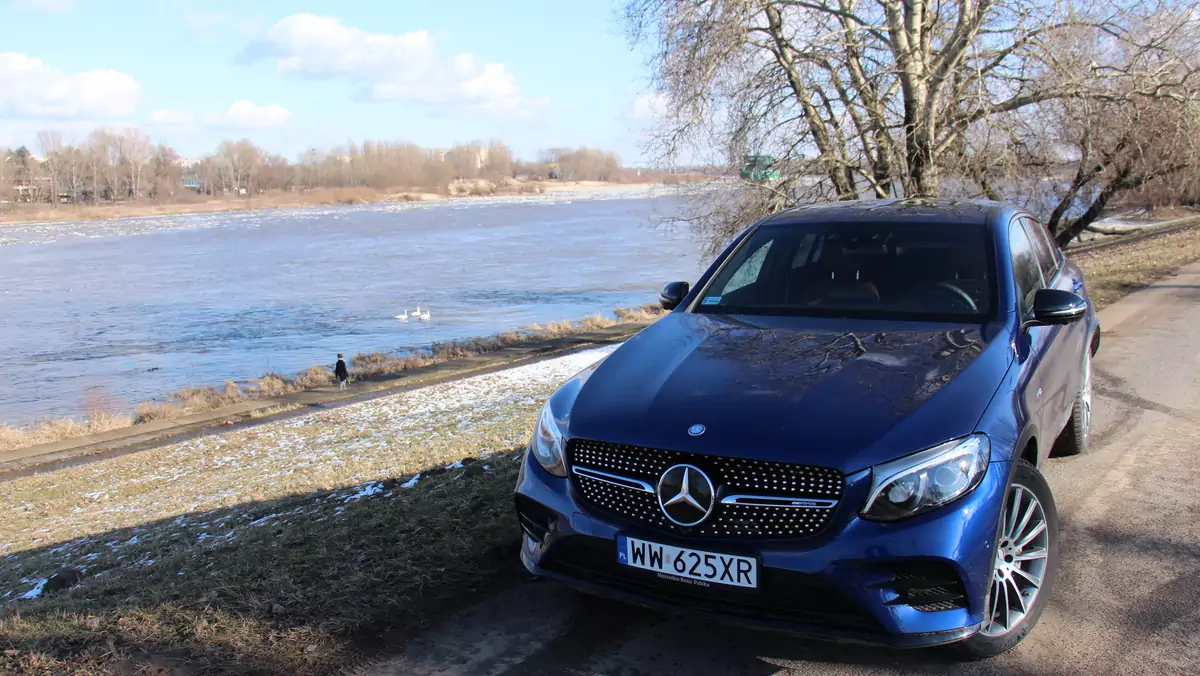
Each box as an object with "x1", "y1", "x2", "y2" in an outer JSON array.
[{"x1": 363, "y1": 263, "x2": 1200, "y2": 676}]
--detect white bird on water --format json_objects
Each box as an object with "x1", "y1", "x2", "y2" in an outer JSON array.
[
  {"x1": 394, "y1": 310, "x2": 409, "y2": 321},
  {"x1": 415, "y1": 307, "x2": 431, "y2": 321}
]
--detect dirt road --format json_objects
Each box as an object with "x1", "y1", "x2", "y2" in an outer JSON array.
[{"x1": 363, "y1": 266, "x2": 1200, "y2": 676}]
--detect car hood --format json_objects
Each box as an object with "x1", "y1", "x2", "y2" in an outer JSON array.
[{"x1": 564, "y1": 312, "x2": 1011, "y2": 474}]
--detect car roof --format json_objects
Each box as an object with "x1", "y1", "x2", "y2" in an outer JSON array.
[{"x1": 758, "y1": 198, "x2": 1011, "y2": 228}]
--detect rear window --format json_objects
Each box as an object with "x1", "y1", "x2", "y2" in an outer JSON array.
[{"x1": 695, "y1": 222, "x2": 993, "y2": 320}]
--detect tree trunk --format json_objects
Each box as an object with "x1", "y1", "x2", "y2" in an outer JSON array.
[
  {"x1": 1054, "y1": 164, "x2": 1133, "y2": 246},
  {"x1": 906, "y1": 124, "x2": 939, "y2": 197}
]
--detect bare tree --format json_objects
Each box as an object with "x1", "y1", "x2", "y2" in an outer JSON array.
[
  {"x1": 36, "y1": 131, "x2": 63, "y2": 207},
  {"x1": 626, "y1": 0, "x2": 1200, "y2": 247}
]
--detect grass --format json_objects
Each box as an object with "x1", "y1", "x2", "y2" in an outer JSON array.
[
  {"x1": 0, "y1": 411, "x2": 134, "y2": 454},
  {"x1": 0, "y1": 305, "x2": 665, "y2": 453},
  {"x1": 1071, "y1": 229, "x2": 1200, "y2": 309},
  {"x1": 0, "y1": 346, "x2": 615, "y2": 674}
]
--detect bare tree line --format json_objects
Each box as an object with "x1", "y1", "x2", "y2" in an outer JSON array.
[
  {"x1": 625, "y1": 0, "x2": 1200, "y2": 250},
  {"x1": 0, "y1": 129, "x2": 636, "y2": 206}
]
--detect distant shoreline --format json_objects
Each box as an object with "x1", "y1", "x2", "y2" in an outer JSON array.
[{"x1": 0, "y1": 180, "x2": 674, "y2": 227}]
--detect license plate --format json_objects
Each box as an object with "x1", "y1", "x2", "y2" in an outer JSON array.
[{"x1": 617, "y1": 535, "x2": 758, "y2": 589}]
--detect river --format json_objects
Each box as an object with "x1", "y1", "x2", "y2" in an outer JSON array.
[{"x1": 0, "y1": 190, "x2": 704, "y2": 425}]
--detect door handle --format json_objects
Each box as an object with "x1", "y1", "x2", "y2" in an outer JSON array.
[{"x1": 1072, "y1": 279, "x2": 1083, "y2": 291}]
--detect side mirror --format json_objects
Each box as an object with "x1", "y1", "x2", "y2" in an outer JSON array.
[
  {"x1": 659, "y1": 281, "x2": 690, "y2": 310},
  {"x1": 1025, "y1": 289, "x2": 1087, "y2": 329}
]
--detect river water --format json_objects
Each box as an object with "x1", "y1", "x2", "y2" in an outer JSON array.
[{"x1": 0, "y1": 190, "x2": 705, "y2": 425}]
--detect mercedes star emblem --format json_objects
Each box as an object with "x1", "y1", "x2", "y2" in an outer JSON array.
[
  {"x1": 688, "y1": 423, "x2": 706, "y2": 436},
  {"x1": 657, "y1": 463, "x2": 716, "y2": 526}
]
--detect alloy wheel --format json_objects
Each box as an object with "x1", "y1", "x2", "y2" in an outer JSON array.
[{"x1": 981, "y1": 483, "x2": 1050, "y2": 637}]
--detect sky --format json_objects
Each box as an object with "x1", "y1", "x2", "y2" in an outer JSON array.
[{"x1": 0, "y1": 0, "x2": 667, "y2": 163}]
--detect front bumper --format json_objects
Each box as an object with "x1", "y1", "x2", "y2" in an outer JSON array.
[{"x1": 515, "y1": 450, "x2": 1010, "y2": 648}]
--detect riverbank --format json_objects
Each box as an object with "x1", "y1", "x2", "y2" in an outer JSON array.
[
  {"x1": 1, "y1": 232, "x2": 1199, "y2": 674},
  {"x1": 0, "y1": 180, "x2": 673, "y2": 226},
  {"x1": 0, "y1": 306, "x2": 664, "y2": 459}
]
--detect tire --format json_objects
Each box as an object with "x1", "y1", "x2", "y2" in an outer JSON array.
[
  {"x1": 1052, "y1": 347, "x2": 1092, "y2": 457},
  {"x1": 956, "y1": 460, "x2": 1060, "y2": 659}
]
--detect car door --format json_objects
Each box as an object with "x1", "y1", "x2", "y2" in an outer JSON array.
[
  {"x1": 1020, "y1": 216, "x2": 1082, "y2": 434},
  {"x1": 1008, "y1": 218, "x2": 1057, "y2": 449}
]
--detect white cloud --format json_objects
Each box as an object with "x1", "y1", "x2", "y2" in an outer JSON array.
[
  {"x1": 0, "y1": 52, "x2": 141, "y2": 119},
  {"x1": 246, "y1": 14, "x2": 547, "y2": 116},
  {"x1": 630, "y1": 92, "x2": 667, "y2": 120},
  {"x1": 203, "y1": 101, "x2": 291, "y2": 129},
  {"x1": 14, "y1": 0, "x2": 74, "y2": 12}
]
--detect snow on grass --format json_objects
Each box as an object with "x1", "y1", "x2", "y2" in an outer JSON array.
[
  {"x1": 343, "y1": 482, "x2": 384, "y2": 502},
  {"x1": 0, "y1": 344, "x2": 616, "y2": 587},
  {"x1": 20, "y1": 578, "x2": 47, "y2": 599}
]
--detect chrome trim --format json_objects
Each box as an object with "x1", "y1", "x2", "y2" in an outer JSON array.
[
  {"x1": 720, "y1": 495, "x2": 839, "y2": 509},
  {"x1": 657, "y1": 463, "x2": 717, "y2": 527},
  {"x1": 571, "y1": 466, "x2": 654, "y2": 493}
]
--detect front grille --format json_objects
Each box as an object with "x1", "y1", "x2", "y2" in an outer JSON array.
[
  {"x1": 872, "y1": 561, "x2": 968, "y2": 612},
  {"x1": 567, "y1": 438, "x2": 843, "y2": 539},
  {"x1": 543, "y1": 535, "x2": 882, "y2": 633}
]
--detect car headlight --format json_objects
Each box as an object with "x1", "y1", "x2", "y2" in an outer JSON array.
[
  {"x1": 861, "y1": 434, "x2": 989, "y2": 521},
  {"x1": 530, "y1": 403, "x2": 567, "y2": 477}
]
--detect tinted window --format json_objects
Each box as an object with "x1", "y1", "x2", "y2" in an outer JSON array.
[
  {"x1": 1022, "y1": 217, "x2": 1059, "y2": 283},
  {"x1": 696, "y1": 222, "x2": 992, "y2": 320},
  {"x1": 1009, "y1": 221, "x2": 1044, "y2": 311}
]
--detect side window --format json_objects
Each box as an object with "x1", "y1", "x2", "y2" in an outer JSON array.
[
  {"x1": 1009, "y1": 220, "x2": 1045, "y2": 312},
  {"x1": 1021, "y1": 217, "x2": 1060, "y2": 283},
  {"x1": 721, "y1": 240, "x2": 773, "y2": 294}
]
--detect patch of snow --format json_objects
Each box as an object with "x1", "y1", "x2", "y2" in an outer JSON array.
[
  {"x1": 444, "y1": 460, "x2": 464, "y2": 470},
  {"x1": 401, "y1": 474, "x2": 421, "y2": 489},
  {"x1": 21, "y1": 578, "x2": 47, "y2": 599},
  {"x1": 343, "y1": 483, "x2": 384, "y2": 502},
  {"x1": 248, "y1": 513, "x2": 281, "y2": 526}
]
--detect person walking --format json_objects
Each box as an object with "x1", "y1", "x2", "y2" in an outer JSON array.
[{"x1": 335, "y1": 353, "x2": 349, "y2": 391}]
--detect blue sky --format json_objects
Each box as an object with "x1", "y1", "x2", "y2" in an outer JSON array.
[{"x1": 0, "y1": 0, "x2": 665, "y2": 163}]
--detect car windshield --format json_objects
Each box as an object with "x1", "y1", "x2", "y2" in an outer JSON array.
[{"x1": 694, "y1": 221, "x2": 992, "y2": 320}]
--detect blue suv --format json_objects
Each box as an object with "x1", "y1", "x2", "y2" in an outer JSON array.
[{"x1": 515, "y1": 199, "x2": 1098, "y2": 657}]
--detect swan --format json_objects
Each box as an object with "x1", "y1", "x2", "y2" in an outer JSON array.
[
  {"x1": 416, "y1": 309, "x2": 431, "y2": 321},
  {"x1": 394, "y1": 310, "x2": 409, "y2": 321}
]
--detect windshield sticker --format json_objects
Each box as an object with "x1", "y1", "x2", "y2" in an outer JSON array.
[{"x1": 701, "y1": 296, "x2": 722, "y2": 305}]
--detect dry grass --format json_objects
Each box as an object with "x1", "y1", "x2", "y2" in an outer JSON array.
[
  {"x1": 1073, "y1": 229, "x2": 1200, "y2": 309},
  {"x1": 0, "y1": 453, "x2": 527, "y2": 675},
  {"x1": 0, "y1": 411, "x2": 133, "y2": 452},
  {"x1": 132, "y1": 381, "x2": 244, "y2": 424},
  {"x1": 294, "y1": 365, "x2": 336, "y2": 389}
]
